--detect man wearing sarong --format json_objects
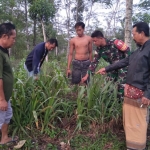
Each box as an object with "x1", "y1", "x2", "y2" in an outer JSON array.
[
  {"x1": 97, "y1": 22, "x2": 150, "y2": 150},
  {"x1": 81, "y1": 30, "x2": 130, "y2": 101},
  {"x1": 67, "y1": 22, "x2": 92, "y2": 84}
]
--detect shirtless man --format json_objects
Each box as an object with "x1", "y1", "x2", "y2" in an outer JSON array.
[{"x1": 67, "y1": 22, "x2": 92, "y2": 84}]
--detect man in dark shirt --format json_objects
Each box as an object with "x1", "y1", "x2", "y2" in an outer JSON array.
[
  {"x1": 0, "y1": 23, "x2": 17, "y2": 144},
  {"x1": 25, "y1": 38, "x2": 58, "y2": 79},
  {"x1": 98, "y1": 22, "x2": 150, "y2": 150}
]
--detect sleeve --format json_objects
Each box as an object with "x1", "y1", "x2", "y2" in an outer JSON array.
[
  {"x1": 32, "y1": 47, "x2": 44, "y2": 75},
  {"x1": 143, "y1": 53, "x2": 150, "y2": 99},
  {"x1": 114, "y1": 39, "x2": 129, "y2": 52},
  {"x1": 105, "y1": 56, "x2": 129, "y2": 72},
  {"x1": 144, "y1": 83, "x2": 150, "y2": 99},
  {"x1": 0, "y1": 54, "x2": 3, "y2": 78},
  {"x1": 87, "y1": 50, "x2": 101, "y2": 75}
]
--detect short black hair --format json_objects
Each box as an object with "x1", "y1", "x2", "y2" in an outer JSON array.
[
  {"x1": 91, "y1": 30, "x2": 104, "y2": 38},
  {"x1": 74, "y1": 22, "x2": 85, "y2": 29},
  {"x1": 47, "y1": 38, "x2": 58, "y2": 47},
  {"x1": 0, "y1": 22, "x2": 15, "y2": 38},
  {"x1": 133, "y1": 22, "x2": 149, "y2": 37}
]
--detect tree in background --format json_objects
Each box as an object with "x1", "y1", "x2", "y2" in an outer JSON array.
[
  {"x1": 139, "y1": 0, "x2": 150, "y2": 9},
  {"x1": 132, "y1": 0, "x2": 150, "y2": 25},
  {"x1": 0, "y1": 0, "x2": 31, "y2": 58},
  {"x1": 29, "y1": 0, "x2": 56, "y2": 42},
  {"x1": 72, "y1": 0, "x2": 85, "y2": 22},
  {"x1": 124, "y1": 0, "x2": 133, "y2": 50}
]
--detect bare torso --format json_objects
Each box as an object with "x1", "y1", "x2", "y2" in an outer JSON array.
[{"x1": 71, "y1": 35, "x2": 91, "y2": 60}]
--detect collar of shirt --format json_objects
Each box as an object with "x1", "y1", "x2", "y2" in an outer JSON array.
[
  {"x1": 138, "y1": 39, "x2": 150, "y2": 51},
  {"x1": 0, "y1": 46, "x2": 9, "y2": 56}
]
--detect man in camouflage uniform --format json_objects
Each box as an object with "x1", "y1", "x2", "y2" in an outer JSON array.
[{"x1": 81, "y1": 30, "x2": 130, "y2": 101}]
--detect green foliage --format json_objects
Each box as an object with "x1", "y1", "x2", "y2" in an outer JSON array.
[
  {"x1": 139, "y1": 0, "x2": 150, "y2": 9},
  {"x1": 29, "y1": 0, "x2": 55, "y2": 22},
  {"x1": 132, "y1": 12, "x2": 150, "y2": 24},
  {"x1": 10, "y1": 56, "x2": 125, "y2": 149},
  {"x1": 71, "y1": 132, "x2": 125, "y2": 150},
  {"x1": 11, "y1": 59, "x2": 74, "y2": 135},
  {"x1": 75, "y1": 75, "x2": 120, "y2": 131}
]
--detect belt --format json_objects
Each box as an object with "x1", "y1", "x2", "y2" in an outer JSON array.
[{"x1": 74, "y1": 59, "x2": 90, "y2": 62}]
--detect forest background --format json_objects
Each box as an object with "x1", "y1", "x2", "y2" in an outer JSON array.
[{"x1": 0, "y1": 0, "x2": 150, "y2": 150}]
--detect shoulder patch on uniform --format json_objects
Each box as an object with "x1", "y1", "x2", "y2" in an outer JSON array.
[{"x1": 114, "y1": 39, "x2": 128, "y2": 51}]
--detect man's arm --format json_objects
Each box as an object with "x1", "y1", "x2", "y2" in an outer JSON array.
[
  {"x1": 0, "y1": 79, "x2": 8, "y2": 111},
  {"x1": 67, "y1": 39, "x2": 74, "y2": 76},
  {"x1": 32, "y1": 47, "x2": 44, "y2": 76},
  {"x1": 105, "y1": 57, "x2": 129, "y2": 72},
  {"x1": 97, "y1": 57, "x2": 129, "y2": 75},
  {"x1": 143, "y1": 54, "x2": 150, "y2": 101},
  {"x1": 88, "y1": 37, "x2": 93, "y2": 61},
  {"x1": 0, "y1": 55, "x2": 8, "y2": 111},
  {"x1": 87, "y1": 50, "x2": 101, "y2": 75}
]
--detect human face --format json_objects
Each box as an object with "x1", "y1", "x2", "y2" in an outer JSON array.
[
  {"x1": 47, "y1": 43, "x2": 56, "y2": 51},
  {"x1": 132, "y1": 27, "x2": 142, "y2": 45},
  {"x1": 75, "y1": 26, "x2": 84, "y2": 37},
  {"x1": 92, "y1": 37, "x2": 103, "y2": 47},
  {"x1": 4, "y1": 30, "x2": 16, "y2": 48}
]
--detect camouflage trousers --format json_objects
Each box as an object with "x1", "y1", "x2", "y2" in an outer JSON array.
[{"x1": 106, "y1": 67, "x2": 127, "y2": 102}]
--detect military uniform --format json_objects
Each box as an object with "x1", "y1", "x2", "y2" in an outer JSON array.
[{"x1": 88, "y1": 39, "x2": 130, "y2": 101}]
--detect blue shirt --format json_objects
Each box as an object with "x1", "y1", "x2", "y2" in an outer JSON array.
[{"x1": 25, "y1": 42, "x2": 48, "y2": 75}]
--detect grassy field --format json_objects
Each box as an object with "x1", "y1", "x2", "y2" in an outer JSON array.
[{"x1": 0, "y1": 55, "x2": 149, "y2": 150}]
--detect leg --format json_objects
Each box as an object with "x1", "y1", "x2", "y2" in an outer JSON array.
[
  {"x1": 81, "y1": 60, "x2": 91, "y2": 84},
  {"x1": 0, "y1": 101, "x2": 13, "y2": 144},
  {"x1": 123, "y1": 97, "x2": 148, "y2": 150},
  {"x1": 72, "y1": 60, "x2": 81, "y2": 84},
  {"x1": 24, "y1": 63, "x2": 33, "y2": 78},
  {"x1": 1, "y1": 123, "x2": 9, "y2": 144}
]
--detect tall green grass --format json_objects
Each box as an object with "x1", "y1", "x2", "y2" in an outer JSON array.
[
  {"x1": 11, "y1": 57, "x2": 122, "y2": 137},
  {"x1": 11, "y1": 59, "x2": 74, "y2": 135}
]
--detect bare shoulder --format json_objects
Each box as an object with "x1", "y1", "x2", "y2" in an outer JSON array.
[
  {"x1": 70, "y1": 36, "x2": 77, "y2": 43},
  {"x1": 85, "y1": 35, "x2": 92, "y2": 41},
  {"x1": 70, "y1": 37, "x2": 75, "y2": 44}
]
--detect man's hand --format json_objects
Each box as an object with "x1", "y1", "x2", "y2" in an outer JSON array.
[
  {"x1": 0, "y1": 100, "x2": 8, "y2": 111},
  {"x1": 96, "y1": 68, "x2": 106, "y2": 75},
  {"x1": 66, "y1": 69, "x2": 71, "y2": 78},
  {"x1": 141, "y1": 97, "x2": 150, "y2": 106},
  {"x1": 81, "y1": 74, "x2": 89, "y2": 83}
]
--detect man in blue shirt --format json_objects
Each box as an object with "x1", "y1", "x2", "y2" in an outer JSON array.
[{"x1": 25, "y1": 38, "x2": 58, "y2": 79}]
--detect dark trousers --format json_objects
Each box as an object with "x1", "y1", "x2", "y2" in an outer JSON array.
[{"x1": 72, "y1": 59, "x2": 90, "y2": 84}]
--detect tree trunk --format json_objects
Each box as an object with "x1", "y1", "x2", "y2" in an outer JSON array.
[
  {"x1": 76, "y1": 0, "x2": 79, "y2": 22},
  {"x1": 33, "y1": 19, "x2": 37, "y2": 46},
  {"x1": 55, "y1": 46, "x2": 58, "y2": 56},
  {"x1": 86, "y1": 0, "x2": 94, "y2": 29},
  {"x1": 25, "y1": 0, "x2": 29, "y2": 51},
  {"x1": 125, "y1": 0, "x2": 133, "y2": 50},
  {"x1": 41, "y1": 20, "x2": 48, "y2": 61},
  {"x1": 64, "y1": 0, "x2": 71, "y2": 59},
  {"x1": 41, "y1": 20, "x2": 46, "y2": 42}
]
